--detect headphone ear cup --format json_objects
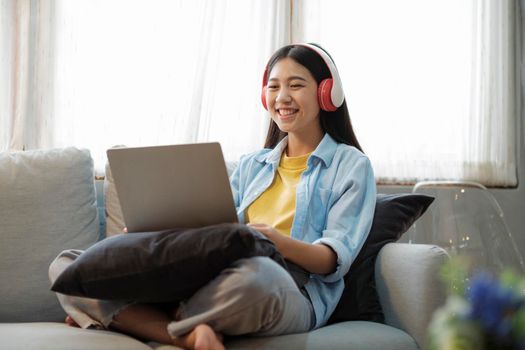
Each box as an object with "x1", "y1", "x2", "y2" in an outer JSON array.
[
  {"x1": 261, "y1": 86, "x2": 268, "y2": 110},
  {"x1": 318, "y1": 79, "x2": 337, "y2": 112}
]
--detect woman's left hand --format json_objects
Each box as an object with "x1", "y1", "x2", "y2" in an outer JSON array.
[
  {"x1": 247, "y1": 223, "x2": 337, "y2": 275},
  {"x1": 246, "y1": 223, "x2": 285, "y2": 251}
]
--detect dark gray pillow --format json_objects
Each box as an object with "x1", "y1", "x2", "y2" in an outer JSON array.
[
  {"x1": 328, "y1": 193, "x2": 434, "y2": 324},
  {"x1": 51, "y1": 223, "x2": 285, "y2": 303}
]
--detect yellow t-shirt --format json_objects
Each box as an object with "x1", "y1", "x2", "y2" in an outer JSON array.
[{"x1": 246, "y1": 151, "x2": 311, "y2": 236}]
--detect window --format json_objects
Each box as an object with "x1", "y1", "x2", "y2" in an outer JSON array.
[
  {"x1": 294, "y1": 0, "x2": 518, "y2": 186},
  {"x1": 0, "y1": 0, "x2": 519, "y2": 185}
]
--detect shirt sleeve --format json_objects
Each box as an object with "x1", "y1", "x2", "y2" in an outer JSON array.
[
  {"x1": 229, "y1": 158, "x2": 242, "y2": 209},
  {"x1": 312, "y1": 155, "x2": 376, "y2": 283}
]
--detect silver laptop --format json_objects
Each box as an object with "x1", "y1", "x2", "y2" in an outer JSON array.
[{"x1": 107, "y1": 143, "x2": 238, "y2": 232}]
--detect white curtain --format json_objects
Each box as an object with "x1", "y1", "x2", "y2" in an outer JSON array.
[
  {"x1": 0, "y1": 0, "x2": 55, "y2": 151},
  {"x1": 293, "y1": 0, "x2": 518, "y2": 187},
  {"x1": 0, "y1": 0, "x2": 13, "y2": 149},
  {"x1": 463, "y1": 0, "x2": 519, "y2": 185},
  {"x1": 1, "y1": 0, "x2": 289, "y2": 172},
  {"x1": 0, "y1": 0, "x2": 520, "y2": 185}
]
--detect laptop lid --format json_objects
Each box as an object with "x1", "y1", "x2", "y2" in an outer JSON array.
[{"x1": 106, "y1": 143, "x2": 238, "y2": 232}]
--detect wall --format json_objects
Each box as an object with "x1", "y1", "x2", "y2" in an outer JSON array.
[{"x1": 491, "y1": 1, "x2": 525, "y2": 256}]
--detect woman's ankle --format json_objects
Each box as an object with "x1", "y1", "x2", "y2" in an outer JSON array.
[
  {"x1": 109, "y1": 304, "x2": 173, "y2": 344},
  {"x1": 171, "y1": 324, "x2": 224, "y2": 350}
]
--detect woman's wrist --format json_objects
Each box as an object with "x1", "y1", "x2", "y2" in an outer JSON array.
[{"x1": 283, "y1": 240, "x2": 337, "y2": 275}]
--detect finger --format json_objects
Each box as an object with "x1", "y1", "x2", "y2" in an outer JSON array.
[
  {"x1": 247, "y1": 223, "x2": 268, "y2": 228},
  {"x1": 248, "y1": 225, "x2": 269, "y2": 233}
]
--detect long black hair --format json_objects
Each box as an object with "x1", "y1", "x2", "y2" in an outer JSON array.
[{"x1": 263, "y1": 44, "x2": 363, "y2": 153}]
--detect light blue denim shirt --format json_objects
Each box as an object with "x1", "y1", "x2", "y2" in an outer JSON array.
[{"x1": 229, "y1": 133, "x2": 377, "y2": 328}]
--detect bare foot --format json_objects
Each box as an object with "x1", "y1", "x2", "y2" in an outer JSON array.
[
  {"x1": 173, "y1": 324, "x2": 225, "y2": 350},
  {"x1": 65, "y1": 315, "x2": 80, "y2": 328}
]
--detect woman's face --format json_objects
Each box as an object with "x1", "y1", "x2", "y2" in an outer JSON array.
[{"x1": 266, "y1": 57, "x2": 321, "y2": 137}]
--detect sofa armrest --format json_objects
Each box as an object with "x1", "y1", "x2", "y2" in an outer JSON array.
[{"x1": 375, "y1": 243, "x2": 448, "y2": 348}]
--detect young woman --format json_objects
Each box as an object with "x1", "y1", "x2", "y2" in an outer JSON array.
[{"x1": 51, "y1": 43, "x2": 376, "y2": 350}]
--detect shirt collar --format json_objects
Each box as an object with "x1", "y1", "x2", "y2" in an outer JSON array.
[
  {"x1": 255, "y1": 133, "x2": 338, "y2": 168},
  {"x1": 310, "y1": 133, "x2": 338, "y2": 167},
  {"x1": 255, "y1": 137, "x2": 288, "y2": 166}
]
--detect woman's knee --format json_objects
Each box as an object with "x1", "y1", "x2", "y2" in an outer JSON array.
[
  {"x1": 227, "y1": 257, "x2": 295, "y2": 297},
  {"x1": 48, "y1": 249, "x2": 83, "y2": 282}
]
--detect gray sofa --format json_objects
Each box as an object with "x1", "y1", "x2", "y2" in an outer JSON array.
[{"x1": 0, "y1": 147, "x2": 448, "y2": 349}]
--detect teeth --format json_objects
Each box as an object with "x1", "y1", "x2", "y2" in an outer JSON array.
[{"x1": 279, "y1": 109, "x2": 297, "y2": 116}]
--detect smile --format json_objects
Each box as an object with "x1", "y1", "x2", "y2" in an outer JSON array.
[{"x1": 277, "y1": 108, "x2": 298, "y2": 119}]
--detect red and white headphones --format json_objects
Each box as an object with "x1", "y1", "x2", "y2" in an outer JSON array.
[{"x1": 261, "y1": 43, "x2": 345, "y2": 112}]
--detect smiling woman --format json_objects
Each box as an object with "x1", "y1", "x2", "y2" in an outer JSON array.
[{"x1": 48, "y1": 43, "x2": 378, "y2": 349}]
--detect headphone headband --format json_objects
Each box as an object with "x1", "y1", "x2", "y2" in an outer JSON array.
[{"x1": 298, "y1": 43, "x2": 344, "y2": 108}]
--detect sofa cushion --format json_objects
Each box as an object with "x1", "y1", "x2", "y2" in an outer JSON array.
[
  {"x1": 0, "y1": 323, "x2": 153, "y2": 350},
  {"x1": 0, "y1": 147, "x2": 99, "y2": 322},
  {"x1": 224, "y1": 321, "x2": 418, "y2": 350},
  {"x1": 51, "y1": 223, "x2": 284, "y2": 302},
  {"x1": 328, "y1": 193, "x2": 434, "y2": 324}
]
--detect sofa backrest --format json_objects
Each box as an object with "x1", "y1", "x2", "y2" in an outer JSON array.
[
  {"x1": 0, "y1": 148, "x2": 100, "y2": 322},
  {"x1": 375, "y1": 243, "x2": 448, "y2": 348}
]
